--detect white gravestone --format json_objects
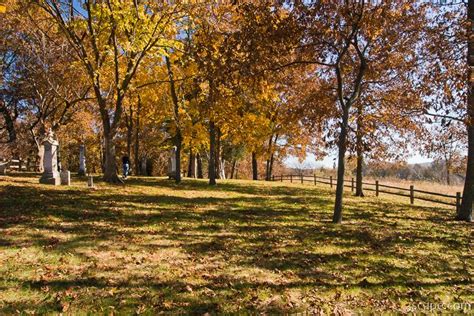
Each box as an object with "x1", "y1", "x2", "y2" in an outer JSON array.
[
  {"x1": 60, "y1": 170, "x2": 70, "y2": 185},
  {"x1": 39, "y1": 131, "x2": 60, "y2": 185},
  {"x1": 78, "y1": 144, "x2": 86, "y2": 176},
  {"x1": 87, "y1": 175, "x2": 94, "y2": 187},
  {"x1": 168, "y1": 146, "x2": 177, "y2": 179}
]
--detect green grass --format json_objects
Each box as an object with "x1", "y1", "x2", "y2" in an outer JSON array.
[{"x1": 0, "y1": 174, "x2": 472, "y2": 314}]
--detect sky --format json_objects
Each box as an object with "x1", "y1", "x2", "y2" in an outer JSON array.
[{"x1": 284, "y1": 152, "x2": 433, "y2": 169}]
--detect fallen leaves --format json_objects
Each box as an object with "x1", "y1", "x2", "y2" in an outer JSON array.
[{"x1": 0, "y1": 176, "x2": 472, "y2": 314}]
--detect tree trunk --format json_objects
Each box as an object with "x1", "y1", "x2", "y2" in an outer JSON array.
[
  {"x1": 230, "y1": 159, "x2": 237, "y2": 179},
  {"x1": 269, "y1": 153, "x2": 274, "y2": 180},
  {"x1": 175, "y1": 132, "x2": 182, "y2": 183},
  {"x1": 252, "y1": 152, "x2": 258, "y2": 180},
  {"x1": 125, "y1": 103, "x2": 134, "y2": 163},
  {"x1": 31, "y1": 129, "x2": 45, "y2": 173},
  {"x1": 165, "y1": 56, "x2": 182, "y2": 184},
  {"x1": 269, "y1": 134, "x2": 278, "y2": 181},
  {"x1": 36, "y1": 144, "x2": 45, "y2": 173},
  {"x1": 0, "y1": 100, "x2": 16, "y2": 143},
  {"x1": 459, "y1": 124, "x2": 474, "y2": 221},
  {"x1": 134, "y1": 97, "x2": 141, "y2": 175},
  {"x1": 209, "y1": 121, "x2": 217, "y2": 185},
  {"x1": 219, "y1": 159, "x2": 226, "y2": 179},
  {"x1": 215, "y1": 127, "x2": 222, "y2": 179},
  {"x1": 333, "y1": 106, "x2": 350, "y2": 224},
  {"x1": 196, "y1": 153, "x2": 203, "y2": 179},
  {"x1": 265, "y1": 135, "x2": 274, "y2": 181},
  {"x1": 188, "y1": 150, "x2": 196, "y2": 178},
  {"x1": 446, "y1": 160, "x2": 451, "y2": 186},
  {"x1": 355, "y1": 105, "x2": 364, "y2": 197},
  {"x1": 355, "y1": 150, "x2": 364, "y2": 197},
  {"x1": 265, "y1": 159, "x2": 270, "y2": 181},
  {"x1": 459, "y1": 0, "x2": 474, "y2": 221},
  {"x1": 126, "y1": 123, "x2": 132, "y2": 161},
  {"x1": 100, "y1": 134, "x2": 106, "y2": 174},
  {"x1": 103, "y1": 132, "x2": 120, "y2": 183}
]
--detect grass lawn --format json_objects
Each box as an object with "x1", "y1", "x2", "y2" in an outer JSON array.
[{"x1": 0, "y1": 174, "x2": 472, "y2": 314}]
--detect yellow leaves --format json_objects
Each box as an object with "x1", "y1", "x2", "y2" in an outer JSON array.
[
  {"x1": 199, "y1": 81, "x2": 209, "y2": 93},
  {"x1": 178, "y1": 107, "x2": 187, "y2": 116}
]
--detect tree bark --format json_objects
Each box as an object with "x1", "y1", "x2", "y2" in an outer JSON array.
[
  {"x1": 196, "y1": 152, "x2": 203, "y2": 179},
  {"x1": 252, "y1": 151, "x2": 258, "y2": 180},
  {"x1": 209, "y1": 121, "x2": 217, "y2": 185},
  {"x1": 355, "y1": 150, "x2": 364, "y2": 197},
  {"x1": 215, "y1": 127, "x2": 222, "y2": 179},
  {"x1": 333, "y1": 106, "x2": 349, "y2": 224},
  {"x1": 126, "y1": 119, "x2": 132, "y2": 161},
  {"x1": 269, "y1": 153, "x2": 275, "y2": 180},
  {"x1": 219, "y1": 159, "x2": 226, "y2": 179},
  {"x1": 99, "y1": 132, "x2": 105, "y2": 174},
  {"x1": 31, "y1": 128, "x2": 45, "y2": 173},
  {"x1": 99, "y1": 95, "x2": 121, "y2": 183},
  {"x1": 125, "y1": 102, "x2": 134, "y2": 163},
  {"x1": 459, "y1": 0, "x2": 474, "y2": 221},
  {"x1": 0, "y1": 100, "x2": 16, "y2": 143},
  {"x1": 355, "y1": 104, "x2": 364, "y2": 197},
  {"x1": 134, "y1": 97, "x2": 141, "y2": 175},
  {"x1": 265, "y1": 159, "x2": 270, "y2": 180},
  {"x1": 446, "y1": 160, "x2": 451, "y2": 186},
  {"x1": 230, "y1": 159, "x2": 237, "y2": 179},
  {"x1": 459, "y1": 124, "x2": 474, "y2": 221},
  {"x1": 175, "y1": 132, "x2": 182, "y2": 183},
  {"x1": 188, "y1": 150, "x2": 196, "y2": 178},
  {"x1": 265, "y1": 135, "x2": 274, "y2": 181},
  {"x1": 103, "y1": 132, "x2": 120, "y2": 182},
  {"x1": 165, "y1": 55, "x2": 182, "y2": 184}
]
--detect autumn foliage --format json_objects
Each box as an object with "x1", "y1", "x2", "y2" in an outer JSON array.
[{"x1": 0, "y1": 1, "x2": 472, "y2": 222}]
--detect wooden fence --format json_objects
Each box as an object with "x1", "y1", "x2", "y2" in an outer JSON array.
[
  {"x1": 0, "y1": 158, "x2": 28, "y2": 173},
  {"x1": 272, "y1": 174, "x2": 462, "y2": 212}
]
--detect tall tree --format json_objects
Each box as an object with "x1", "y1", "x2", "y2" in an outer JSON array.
[
  {"x1": 422, "y1": 2, "x2": 471, "y2": 221},
  {"x1": 293, "y1": 1, "x2": 426, "y2": 223},
  {"x1": 36, "y1": 0, "x2": 183, "y2": 182}
]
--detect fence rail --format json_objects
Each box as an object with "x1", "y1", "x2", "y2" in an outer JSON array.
[{"x1": 272, "y1": 174, "x2": 462, "y2": 211}]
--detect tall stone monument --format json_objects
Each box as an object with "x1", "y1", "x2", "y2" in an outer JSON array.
[
  {"x1": 168, "y1": 146, "x2": 177, "y2": 179},
  {"x1": 78, "y1": 144, "x2": 86, "y2": 176},
  {"x1": 39, "y1": 130, "x2": 60, "y2": 185}
]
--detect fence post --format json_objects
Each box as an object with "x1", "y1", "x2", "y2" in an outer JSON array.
[
  {"x1": 375, "y1": 180, "x2": 379, "y2": 197},
  {"x1": 410, "y1": 185, "x2": 414, "y2": 204},
  {"x1": 351, "y1": 177, "x2": 354, "y2": 192},
  {"x1": 301, "y1": 174, "x2": 303, "y2": 184},
  {"x1": 272, "y1": 175, "x2": 275, "y2": 181},
  {"x1": 314, "y1": 174, "x2": 316, "y2": 185},
  {"x1": 330, "y1": 176, "x2": 333, "y2": 188},
  {"x1": 281, "y1": 175, "x2": 283, "y2": 182},
  {"x1": 456, "y1": 192, "x2": 461, "y2": 215},
  {"x1": 290, "y1": 175, "x2": 293, "y2": 183}
]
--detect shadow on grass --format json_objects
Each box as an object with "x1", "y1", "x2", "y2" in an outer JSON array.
[{"x1": 0, "y1": 175, "x2": 472, "y2": 313}]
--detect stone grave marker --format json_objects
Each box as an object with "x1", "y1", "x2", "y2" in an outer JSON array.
[
  {"x1": 60, "y1": 170, "x2": 70, "y2": 185},
  {"x1": 39, "y1": 130, "x2": 60, "y2": 185}
]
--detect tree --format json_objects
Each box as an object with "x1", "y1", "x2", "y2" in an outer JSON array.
[
  {"x1": 424, "y1": 123, "x2": 466, "y2": 185},
  {"x1": 292, "y1": 1, "x2": 427, "y2": 223},
  {"x1": 458, "y1": 0, "x2": 473, "y2": 221},
  {"x1": 421, "y1": 2, "x2": 472, "y2": 221},
  {"x1": 36, "y1": 0, "x2": 183, "y2": 182},
  {"x1": 1, "y1": 1, "x2": 90, "y2": 169}
]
